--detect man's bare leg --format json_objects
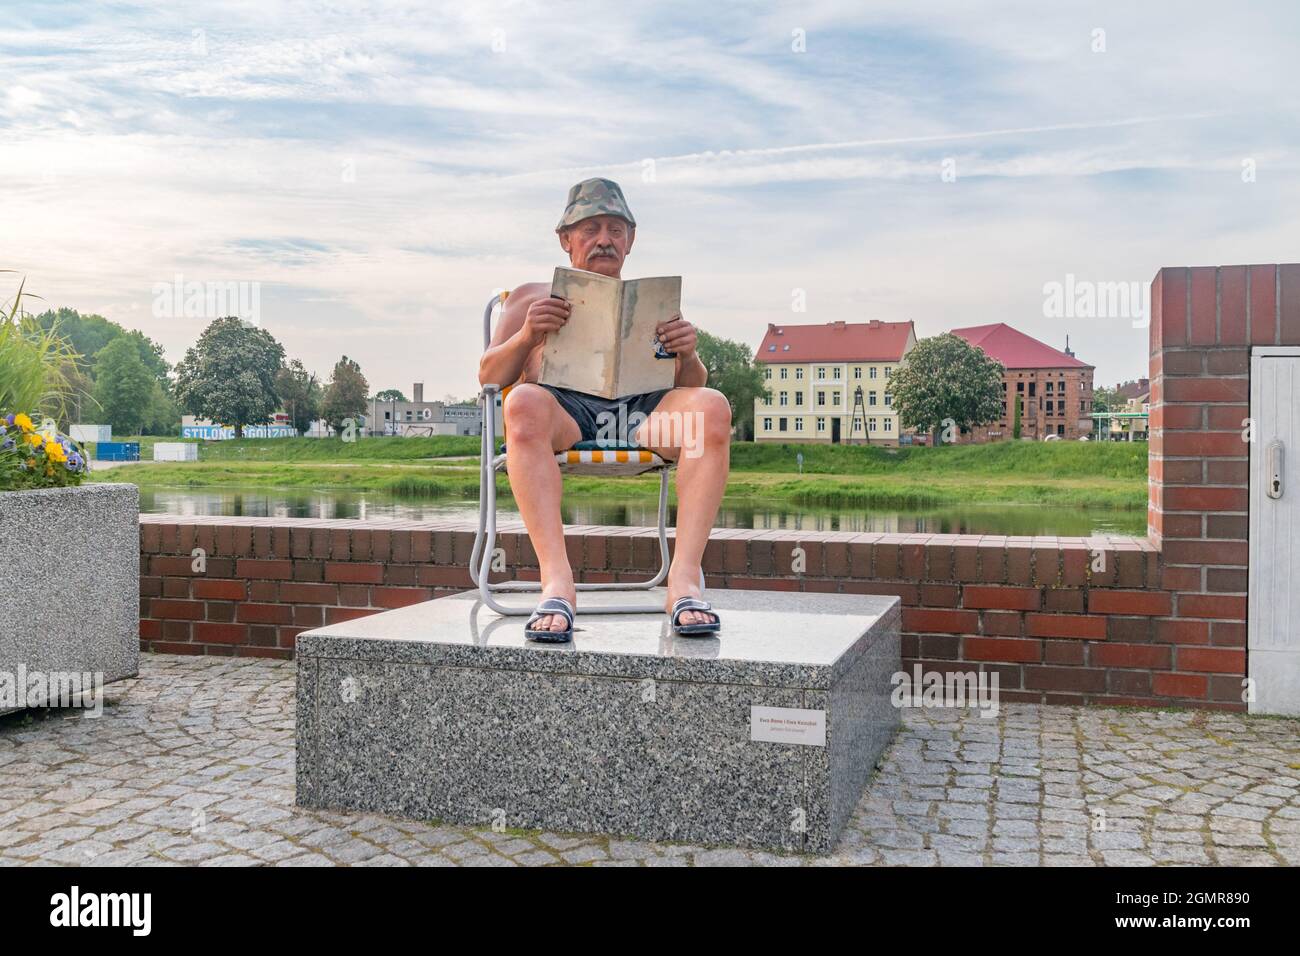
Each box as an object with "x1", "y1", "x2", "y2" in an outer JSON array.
[
  {"x1": 502, "y1": 384, "x2": 583, "y2": 632},
  {"x1": 633, "y1": 387, "x2": 732, "y2": 627}
]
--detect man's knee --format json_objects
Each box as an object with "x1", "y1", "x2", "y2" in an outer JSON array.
[
  {"x1": 503, "y1": 384, "x2": 553, "y2": 436},
  {"x1": 696, "y1": 388, "x2": 732, "y2": 444}
]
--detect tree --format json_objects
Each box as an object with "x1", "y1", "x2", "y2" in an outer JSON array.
[
  {"x1": 1092, "y1": 385, "x2": 1121, "y2": 414},
  {"x1": 696, "y1": 330, "x2": 765, "y2": 440},
  {"x1": 174, "y1": 317, "x2": 285, "y2": 438},
  {"x1": 91, "y1": 337, "x2": 155, "y2": 435},
  {"x1": 891, "y1": 333, "x2": 1005, "y2": 445},
  {"x1": 140, "y1": 380, "x2": 181, "y2": 435},
  {"x1": 35, "y1": 308, "x2": 169, "y2": 381},
  {"x1": 276, "y1": 359, "x2": 323, "y2": 434},
  {"x1": 374, "y1": 388, "x2": 407, "y2": 403},
  {"x1": 321, "y1": 355, "x2": 369, "y2": 434}
]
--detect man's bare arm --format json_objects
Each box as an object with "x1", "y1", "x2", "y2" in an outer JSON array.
[
  {"x1": 674, "y1": 350, "x2": 708, "y2": 388},
  {"x1": 477, "y1": 283, "x2": 564, "y2": 388}
]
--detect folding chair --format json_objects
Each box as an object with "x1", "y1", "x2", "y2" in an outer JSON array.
[{"x1": 470, "y1": 290, "x2": 691, "y2": 616}]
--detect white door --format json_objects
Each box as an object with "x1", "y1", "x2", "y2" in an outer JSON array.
[{"x1": 1249, "y1": 347, "x2": 1300, "y2": 715}]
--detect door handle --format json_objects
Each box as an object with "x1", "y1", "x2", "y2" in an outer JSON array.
[{"x1": 1266, "y1": 439, "x2": 1284, "y2": 500}]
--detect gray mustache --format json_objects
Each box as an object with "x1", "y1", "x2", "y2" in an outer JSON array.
[{"x1": 590, "y1": 245, "x2": 618, "y2": 257}]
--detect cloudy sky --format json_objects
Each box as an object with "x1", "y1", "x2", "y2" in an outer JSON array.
[{"x1": 2, "y1": 1, "x2": 1296, "y2": 398}]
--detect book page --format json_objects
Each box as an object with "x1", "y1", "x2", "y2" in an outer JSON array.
[
  {"x1": 539, "y1": 267, "x2": 619, "y2": 397},
  {"x1": 617, "y1": 276, "x2": 681, "y2": 398}
]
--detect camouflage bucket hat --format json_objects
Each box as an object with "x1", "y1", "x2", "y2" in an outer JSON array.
[{"x1": 556, "y1": 177, "x2": 636, "y2": 232}]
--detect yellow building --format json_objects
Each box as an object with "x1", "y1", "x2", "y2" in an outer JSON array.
[{"x1": 754, "y1": 319, "x2": 917, "y2": 445}]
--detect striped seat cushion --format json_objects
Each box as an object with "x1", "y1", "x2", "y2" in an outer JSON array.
[{"x1": 492, "y1": 447, "x2": 669, "y2": 476}]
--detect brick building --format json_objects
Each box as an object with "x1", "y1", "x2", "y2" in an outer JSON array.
[
  {"x1": 753, "y1": 320, "x2": 916, "y2": 445},
  {"x1": 951, "y1": 323, "x2": 1095, "y2": 441}
]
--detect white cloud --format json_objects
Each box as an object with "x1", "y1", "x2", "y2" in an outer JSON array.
[{"x1": 1, "y1": 0, "x2": 1296, "y2": 397}]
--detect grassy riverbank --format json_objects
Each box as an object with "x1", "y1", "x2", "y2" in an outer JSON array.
[{"x1": 97, "y1": 437, "x2": 1148, "y2": 512}]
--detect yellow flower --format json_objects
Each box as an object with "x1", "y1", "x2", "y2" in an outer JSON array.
[
  {"x1": 14, "y1": 413, "x2": 33, "y2": 432},
  {"x1": 45, "y1": 440, "x2": 66, "y2": 462},
  {"x1": 26, "y1": 432, "x2": 43, "y2": 447}
]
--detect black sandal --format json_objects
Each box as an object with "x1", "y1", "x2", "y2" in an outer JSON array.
[
  {"x1": 670, "y1": 596, "x2": 721, "y2": 636},
  {"x1": 524, "y1": 596, "x2": 575, "y2": 643}
]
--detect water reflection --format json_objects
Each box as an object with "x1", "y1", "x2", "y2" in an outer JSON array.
[{"x1": 138, "y1": 489, "x2": 1145, "y2": 536}]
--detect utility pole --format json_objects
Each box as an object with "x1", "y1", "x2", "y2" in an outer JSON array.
[{"x1": 850, "y1": 385, "x2": 868, "y2": 446}]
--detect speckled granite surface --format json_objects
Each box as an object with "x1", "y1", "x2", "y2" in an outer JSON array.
[
  {"x1": 296, "y1": 589, "x2": 900, "y2": 852},
  {"x1": 0, "y1": 484, "x2": 140, "y2": 715}
]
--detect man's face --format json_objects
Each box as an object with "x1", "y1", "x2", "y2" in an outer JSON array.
[{"x1": 559, "y1": 214, "x2": 635, "y2": 277}]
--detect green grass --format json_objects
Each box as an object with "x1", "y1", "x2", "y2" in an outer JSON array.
[
  {"x1": 105, "y1": 434, "x2": 481, "y2": 461},
  {"x1": 96, "y1": 437, "x2": 1150, "y2": 513},
  {"x1": 730, "y1": 438, "x2": 1148, "y2": 480}
]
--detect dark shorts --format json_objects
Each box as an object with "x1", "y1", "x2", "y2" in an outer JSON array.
[{"x1": 538, "y1": 384, "x2": 673, "y2": 447}]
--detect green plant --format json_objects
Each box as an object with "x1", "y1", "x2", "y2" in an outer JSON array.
[
  {"x1": 0, "y1": 412, "x2": 89, "y2": 490},
  {"x1": 0, "y1": 274, "x2": 79, "y2": 423}
]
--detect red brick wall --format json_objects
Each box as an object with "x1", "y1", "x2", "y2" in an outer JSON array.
[
  {"x1": 135, "y1": 261, "x2": 1300, "y2": 713},
  {"x1": 967, "y1": 366, "x2": 1094, "y2": 442}
]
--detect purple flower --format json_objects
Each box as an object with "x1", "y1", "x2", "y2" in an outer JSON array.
[
  {"x1": 2, "y1": 437, "x2": 13, "y2": 451},
  {"x1": 3, "y1": 414, "x2": 13, "y2": 426}
]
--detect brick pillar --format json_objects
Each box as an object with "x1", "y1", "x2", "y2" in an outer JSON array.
[{"x1": 1148, "y1": 263, "x2": 1300, "y2": 701}]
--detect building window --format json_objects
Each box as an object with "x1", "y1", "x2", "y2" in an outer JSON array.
[
  {"x1": 779, "y1": 392, "x2": 788, "y2": 406},
  {"x1": 884, "y1": 367, "x2": 892, "y2": 378},
  {"x1": 1029, "y1": 382, "x2": 1036, "y2": 396},
  {"x1": 868, "y1": 418, "x2": 878, "y2": 432},
  {"x1": 817, "y1": 390, "x2": 826, "y2": 406},
  {"x1": 1017, "y1": 382, "x2": 1024, "y2": 392},
  {"x1": 869, "y1": 392, "x2": 877, "y2": 407},
  {"x1": 1046, "y1": 381, "x2": 1054, "y2": 392},
  {"x1": 832, "y1": 393, "x2": 841, "y2": 406},
  {"x1": 762, "y1": 417, "x2": 772, "y2": 430},
  {"x1": 780, "y1": 368, "x2": 788, "y2": 380},
  {"x1": 794, "y1": 418, "x2": 804, "y2": 432},
  {"x1": 853, "y1": 366, "x2": 862, "y2": 379},
  {"x1": 795, "y1": 367, "x2": 804, "y2": 380},
  {"x1": 869, "y1": 366, "x2": 878, "y2": 380},
  {"x1": 779, "y1": 417, "x2": 788, "y2": 431},
  {"x1": 763, "y1": 367, "x2": 771, "y2": 380},
  {"x1": 764, "y1": 393, "x2": 772, "y2": 406},
  {"x1": 816, "y1": 366, "x2": 825, "y2": 379},
  {"x1": 884, "y1": 393, "x2": 892, "y2": 407},
  {"x1": 1057, "y1": 424, "x2": 1064, "y2": 436},
  {"x1": 832, "y1": 367, "x2": 841, "y2": 379},
  {"x1": 1057, "y1": 400, "x2": 1065, "y2": 413},
  {"x1": 794, "y1": 391, "x2": 803, "y2": 406},
  {"x1": 882, "y1": 419, "x2": 892, "y2": 432},
  {"x1": 816, "y1": 417, "x2": 825, "y2": 431}
]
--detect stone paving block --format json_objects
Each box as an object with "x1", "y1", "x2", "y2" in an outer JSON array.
[{"x1": 1, "y1": 654, "x2": 1295, "y2": 867}]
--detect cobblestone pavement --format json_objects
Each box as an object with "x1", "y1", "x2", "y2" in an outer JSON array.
[{"x1": 2, "y1": 655, "x2": 1298, "y2": 867}]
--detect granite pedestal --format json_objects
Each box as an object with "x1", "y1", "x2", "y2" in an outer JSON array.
[
  {"x1": 0, "y1": 484, "x2": 139, "y2": 716},
  {"x1": 295, "y1": 589, "x2": 901, "y2": 853}
]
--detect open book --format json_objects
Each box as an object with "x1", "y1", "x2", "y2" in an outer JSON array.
[{"x1": 538, "y1": 267, "x2": 682, "y2": 399}]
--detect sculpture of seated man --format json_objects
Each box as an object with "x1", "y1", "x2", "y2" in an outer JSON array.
[{"x1": 478, "y1": 178, "x2": 731, "y2": 642}]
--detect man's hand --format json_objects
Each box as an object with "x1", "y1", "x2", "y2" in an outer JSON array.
[
  {"x1": 656, "y1": 314, "x2": 698, "y2": 359},
  {"x1": 522, "y1": 296, "x2": 571, "y2": 347}
]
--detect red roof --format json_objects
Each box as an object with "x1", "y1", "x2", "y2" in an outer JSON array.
[
  {"x1": 950, "y1": 323, "x2": 1092, "y2": 370},
  {"x1": 755, "y1": 320, "x2": 915, "y2": 363},
  {"x1": 1115, "y1": 378, "x2": 1150, "y2": 400}
]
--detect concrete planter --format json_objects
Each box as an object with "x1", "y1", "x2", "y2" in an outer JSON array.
[{"x1": 0, "y1": 483, "x2": 139, "y2": 715}]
